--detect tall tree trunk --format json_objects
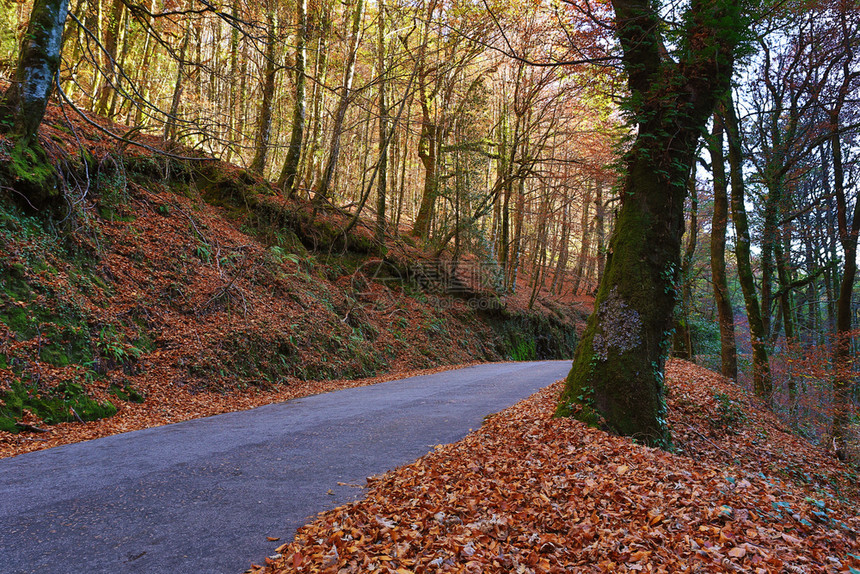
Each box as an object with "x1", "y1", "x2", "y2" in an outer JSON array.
[
  {"x1": 528, "y1": 195, "x2": 549, "y2": 309},
  {"x1": 801, "y1": 233, "x2": 819, "y2": 345},
  {"x1": 499, "y1": 177, "x2": 511, "y2": 282},
  {"x1": 302, "y1": 5, "x2": 331, "y2": 193},
  {"x1": 595, "y1": 179, "x2": 605, "y2": 289},
  {"x1": 673, "y1": 176, "x2": 697, "y2": 360},
  {"x1": 571, "y1": 182, "x2": 594, "y2": 295},
  {"x1": 94, "y1": 0, "x2": 123, "y2": 116},
  {"x1": 2, "y1": 0, "x2": 70, "y2": 144},
  {"x1": 550, "y1": 198, "x2": 571, "y2": 295},
  {"x1": 709, "y1": 113, "x2": 738, "y2": 380},
  {"x1": 107, "y1": 4, "x2": 130, "y2": 119},
  {"x1": 236, "y1": 42, "x2": 249, "y2": 161},
  {"x1": 0, "y1": 0, "x2": 69, "y2": 209},
  {"x1": 250, "y1": 8, "x2": 278, "y2": 175},
  {"x1": 509, "y1": 176, "x2": 526, "y2": 291},
  {"x1": 374, "y1": 0, "x2": 388, "y2": 243},
  {"x1": 314, "y1": 0, "x2": 365, "y2": 202},
  {"x1": 819, "y1": 147, "x2": 838, "y2": 333},
  {"x1": 131, "y1": 0, "x2": 157, "y2": 127},
  {"x1": 394, "y1": 106, "x2": 411, "y2": 230},
  {"x1": 224, "y1": 0, "x2": 241, "y2": 163},
  {"x1": 88, "y1": 0, "x2": 104, "y2": 112},
  {"x1": 830, "y1": 117, "x2": 859, "y2": 461},
  {"x1": 723, "y1": 97, "x2": 772, "y2": 401},
  {"x1": 559, "y1": 0, "x2": 741, "y2": 447},
  {"x1": 277, "y1": 0, "x2": 308, "y2": 195},
  {"x1": 412, "y1": 81, "x2": 439, "y2": 238},
  {"x1": 774, "y1": 234, "x2": 795, "y2": 340},
  {"x1": 410, "y1": 0, "x2": 442, "y2": 238},
  {"x1": 164, "y1": 0, "x2": 193, "y2": 143}
]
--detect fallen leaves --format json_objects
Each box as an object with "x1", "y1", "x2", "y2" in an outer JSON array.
[{"x1": 256, "y1": 360, "x2": 860, "y2": 574}]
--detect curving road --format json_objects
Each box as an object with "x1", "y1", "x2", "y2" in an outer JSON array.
[{"x1": 0, "y1": 361, "x2": 570, "y2": 574}]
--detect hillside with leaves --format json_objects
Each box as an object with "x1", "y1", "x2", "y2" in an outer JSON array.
[{"x1": 0, "y1": 107, "x2": 587, "y2": 458}]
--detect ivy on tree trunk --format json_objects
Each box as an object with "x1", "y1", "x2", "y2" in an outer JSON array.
[{"x1": 558, "y1": 0, "x2": 743, "y2": 448}]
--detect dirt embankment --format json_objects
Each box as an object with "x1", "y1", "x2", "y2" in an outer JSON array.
[{"x1": 0, "y1": 113, "x2": 588, "y2": 458}]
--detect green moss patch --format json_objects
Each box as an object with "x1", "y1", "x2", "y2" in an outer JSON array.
[
  {"x1": 487, "y1": 309, "x2": 579, "y2": 361},
  {"x1": 0, "y1": 379, "x2": 117, "y2": 433},
  {"x1": 190, "y1": 320, "x2": 389, "y2": 389},
  {"x1": 108, "y1": 381, "x2": 146, "y2": 403}
]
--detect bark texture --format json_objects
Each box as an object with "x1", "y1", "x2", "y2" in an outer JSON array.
[
  {"x1": 250, "y1": 13, "x2": 278, "y2": 175},
  {"x1": 1, "y1": 0, "x2": 69, "y2": 210},
  {"x1": 723, "y1": 97, "x2": 772, "y2": 400},
  {"x1": 830, "y1": 118, "x2": 859, "y2": 461},
  {"x1": 277, "y1": 0, "x2": 307, "y2": 196},
  {"x1": 709, "y1": 114, "x2": 738, "y2": 380},
  {"x1": 558, "y1": 0, "x2": 741, "y2": 448},
  {"x1": 2, "y1": 0, "x2": 70, "y2": 142}
]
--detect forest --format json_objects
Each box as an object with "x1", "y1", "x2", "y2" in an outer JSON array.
[{"x1": 0, "y1": 0, "x2": 859, "y2": 458}]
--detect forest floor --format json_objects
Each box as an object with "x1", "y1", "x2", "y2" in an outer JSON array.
[
  {"x1": 0, "y1": 105, "x2": 590, "y2": 458},
  {"x1": 256, "y1": 359, "x2": 860, "y2": 574}
]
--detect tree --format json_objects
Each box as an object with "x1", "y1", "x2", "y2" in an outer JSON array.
[
  {"x1": 314, "y1": 0, "x2": 366, "y2": 202},
  {"x1": 164, "y1": 0, "x2": 194, "y2": 143},
  {"x1": 558, "y1": 0, "x2": 744, "y2": 447},
  {"x1": 823, "y1": 1, "x2": 860, "y2": 460},
  {"x1": 277, "y1": 0, "x2": 308, "y2": 196},
  {"x1": 708, "y1": 112, "x2": 738, "y2": 380},
  {"x1": 1, "y1": 0, "x2": 70, "y2": 144},
  {"x1": 723, "y1": 94, "x2": 773, "y2": 401},
  {"x1": 374, "y1": 0, "x2": 389, "y2": 243},
  {"x1": 673, "y1": 174, "x2": 698, "y2": 360},
  {"x1": 0, "y1": 0, "x2": 70, "y2": 208},
  {"x1": 249, "y1": 0, "x2": 279, "y2": 175}
]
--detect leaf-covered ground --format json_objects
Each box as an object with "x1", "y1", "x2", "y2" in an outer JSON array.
[{"x1": 256, "y1": 360, "x2": 860, "y2": 574}]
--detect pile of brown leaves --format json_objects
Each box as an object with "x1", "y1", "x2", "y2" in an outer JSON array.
[{"x1": 257, "y1": 360, "x2": 859, "y2": 573}]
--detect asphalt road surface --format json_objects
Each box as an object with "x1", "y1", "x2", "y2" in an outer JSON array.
[{"x1": 0, "y1": 361, "x2": 571, "y2": 574}]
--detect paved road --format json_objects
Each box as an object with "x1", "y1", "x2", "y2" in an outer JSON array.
[{"x1": 0, "y1": 361, "x2": 570, "y2": 574}]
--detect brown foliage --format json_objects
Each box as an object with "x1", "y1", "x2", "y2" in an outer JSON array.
[{"x1": 257, "y1": 360, "x2": 859, "y2": 574}]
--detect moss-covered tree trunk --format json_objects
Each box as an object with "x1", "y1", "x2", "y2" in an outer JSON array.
[
  {"x1": 708, "y1": 113, "x2": 738, "y2": 380},
  {"x1": 0, "y1": 0, "x2": 69, "y2": 209},
  {"x1": 250, "y1": 8, "x2": 278, "y2": 176},
  {"x1": 277, "y1": 0, "x2": 307, "y2": 196},
  {"x1": 673, "y1": 176, "x2": 698, "y2": 360},
  {"x1": 2, "y1": 0, "x2": 69, "y2": 142},
  {"x1": 830, "y1": 118, "x2": 858, "y2": 461},
  {"x1": 558, "y1": 0, "x2": 741, "y2": 448},
  {"x1": 723, "y1": 97, "x2": 772, "y2": 401}
]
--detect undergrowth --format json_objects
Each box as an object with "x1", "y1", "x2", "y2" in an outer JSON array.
[{"x1": 0, "y1": 380, "x2": 116, "y2": 433}]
